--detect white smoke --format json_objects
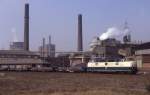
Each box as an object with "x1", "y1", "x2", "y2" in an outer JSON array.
[
  {"x1": 11, "y1": 28, "x2": 18, "y2": 42},
  {"x1": 99, "y1": 27, "x2": 130, "y2": 40}
]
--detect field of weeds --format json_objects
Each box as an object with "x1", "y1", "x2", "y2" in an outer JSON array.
[{"x1": 0, "y1": 72, "x2": 150, "y2": 95}]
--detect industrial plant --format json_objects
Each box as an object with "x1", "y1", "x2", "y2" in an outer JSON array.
[{"x1": 0, "y1": 3, "x2": 149, "y2": 72}]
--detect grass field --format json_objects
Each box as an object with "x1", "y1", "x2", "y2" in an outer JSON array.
[{"x1": 0, "y1": 72, "x2": 150, "y2": 95}]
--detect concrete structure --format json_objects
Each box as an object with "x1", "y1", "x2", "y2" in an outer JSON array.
[
  {"x1": 10, "y1": 42, "x2": 24, "y2": 50},
  {"x1": 24, "y1": 3, "x2": 29, "y2": 51},
  {"x1": 77, "y1": 14, "x2": 83, "y2": 51},
  {"x1": 69, "y1": 54, "x2": 90, "y2": 66},
  {"x1": 0, "y1": 50, "x2": 44, "y2": 70},
  {"x1": 69, "y1": 53, "x2": 90, "y2": 71}
]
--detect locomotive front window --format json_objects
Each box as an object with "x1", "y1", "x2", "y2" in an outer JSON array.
[{"x1": 116, "y1": 62, "x2": 119, "y2": 65}]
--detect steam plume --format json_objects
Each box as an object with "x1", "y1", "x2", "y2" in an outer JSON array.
[{"x1": 99, "y1": 27, "x2": 130, "y2": 40}]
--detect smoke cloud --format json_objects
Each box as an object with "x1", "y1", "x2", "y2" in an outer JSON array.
[
  {"x1": 11, "y1": 28, "x2": 18, "y2": 42},
  {"x1": 99, "y1": 27, "x2": 130, "y2": 40}
]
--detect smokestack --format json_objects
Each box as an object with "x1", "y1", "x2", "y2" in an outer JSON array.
[
  {"x1": 42, "y1": 38, "x2": 46, "y2": 57},
  {"x1": 49, "y1": 35, "x2": 51, "y2": 45},
  {"x1": 48, "y1": 35, "x2": 51, "y2": 56},
  {"x1": 24, "y1": 3, "x2": 29, "y2": 51},
  {"x1": 43, "y1": 38, "x2": 46, "y2": 50},
  {"x1": 77, "y1": 14, "x2": 83, "y2": 51}
]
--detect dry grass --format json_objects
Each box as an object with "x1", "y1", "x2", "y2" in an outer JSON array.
[{"x1": 0, "y1": 72, "x2": 150, "y2": 95}]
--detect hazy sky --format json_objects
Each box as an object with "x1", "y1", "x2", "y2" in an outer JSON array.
[{"x1": 0, "y1": 0, "x2": 149, "y2": 51}]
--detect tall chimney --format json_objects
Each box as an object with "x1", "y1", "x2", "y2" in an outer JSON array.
[
  {"x1": 43, "y1": 38, "x2": 46, "y2": 51},
  {"x1": 49, "y1": 35, "x2": 51, "y2": 45},
  {"x1": 24, "y1": 3, "x2": 29, "y2": 51},
  {"x1": 77, "y1": 14, "x2": 83, "y2": 51},
  {"x1": 48, "y1": 35, "x2": 51, "y2": 56},
  {"x1": 42, "y1": 38, "x2": 46, "y2": 57}
]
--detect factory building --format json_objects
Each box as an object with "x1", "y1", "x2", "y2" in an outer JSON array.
[
  {"x1": 89, "y1": 22, "x2": 139, "y2": 60},
  {"x1": 90, "y1": 37, "x2": 140, "y2": 57},
  {"x1": 90, "y1": 37, "x2": 122, "y2": 58},
  {"x1": 0, "y1": 50, "x2": 43, "y2": 70},
  {"x1": 10, "y1": 42, "x2": 24, "y2": 50},
  {"x1": 39, "y1": 36, "x2": 55, "y2": 57},
  {"x1": 0, "y1": 50, "x2": 41, "y2": 64}
]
